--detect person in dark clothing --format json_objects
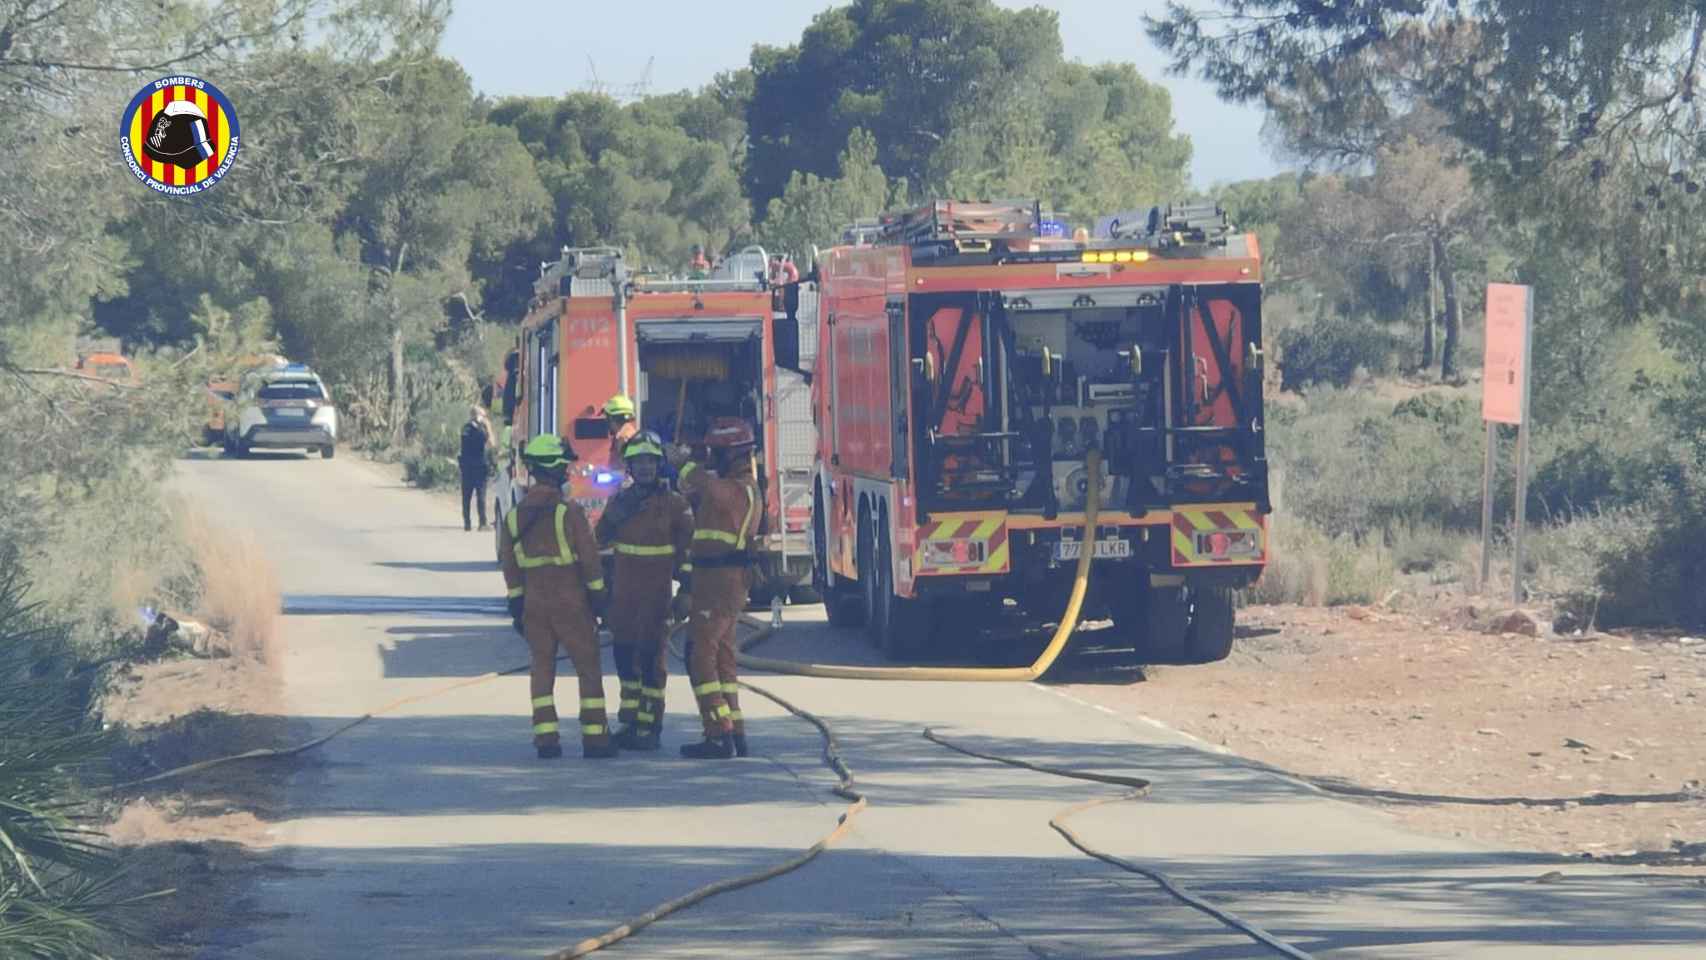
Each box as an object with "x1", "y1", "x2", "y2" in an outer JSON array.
[{"x1": 459, "y1": 404, "x2": 494, "y2": 531}]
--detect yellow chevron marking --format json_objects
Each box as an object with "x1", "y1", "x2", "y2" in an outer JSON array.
[
  {"x1": 970, "y1": 517, "x2": 1002, "y2": 540},
  {"x1": 1182, "y1": 509, "x2": 1215, "y2": 531},
  {"x1": 931, "y1": 518, "x2": 965, "y2": 540},
  {"x1": 981, "y1": 539, "x2": 1009, "y2": 572},
  {"x1": 1172, "y1": 529, "x2": 1195, "y2": 559}
]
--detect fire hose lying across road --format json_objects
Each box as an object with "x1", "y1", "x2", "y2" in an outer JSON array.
[{"x1": 110, "y1": 443, "x2": 1702, "y2": 955}]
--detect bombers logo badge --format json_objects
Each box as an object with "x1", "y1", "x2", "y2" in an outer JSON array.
[{"x1": 119, "y1": 75, "x2": 240, "y2": 195}]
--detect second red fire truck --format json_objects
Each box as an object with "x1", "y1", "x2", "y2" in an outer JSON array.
[{"x1": 497, "y1": 246, "x2": 816, "y2": 601}]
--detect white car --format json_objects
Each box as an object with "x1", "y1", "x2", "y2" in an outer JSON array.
[{"x1": 223, "y1": 364, "x2": 338, "y2": 459}]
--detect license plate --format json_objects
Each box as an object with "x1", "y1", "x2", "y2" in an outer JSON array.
[
  {"x1": 1055, "y1": 538, "x2": 1130, "y2": 561},
  {"x1": 273, "y1": 407, "x2": 306, "y2": 418}
]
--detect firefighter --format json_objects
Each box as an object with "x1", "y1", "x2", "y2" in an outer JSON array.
[
  {"x1": 594, "y1": 431, "x2": 692, "y2": 751},
  {"x1": 667, "y1": 418, "x2": 762, "y2": 760},
  {"x1": 604, "y1": 395, "x2": 639, "y2": 471},
  {"x1": 499, "y1": 435, "x2": 616, "y2": 760}
]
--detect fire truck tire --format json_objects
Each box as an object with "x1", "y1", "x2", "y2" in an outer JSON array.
[
  {"x1": 1123, "y1": 585, "x2": 1190, "y2": 664},
  {"x1": 826, "y1": 585, "x2": 865, "y2": 628},
  {"x1": 748, "y1": 583, "x2": 778, "y2": 609},
  {"x1": 1183, "y1": 587, "x2": 1235, "y2": 663},
  {"x1": 859, "y1": 509, "x2": 882, "y2": 643},
  {"x1": 875, "y1": 528, "x2": 929, "y2": 662},
  {"x1": 816, "y1": 495, "x2": 865, "y2": 628}
]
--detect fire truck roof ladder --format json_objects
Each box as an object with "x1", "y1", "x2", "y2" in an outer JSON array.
[
  {"x1": 536, "y1": 246, "x2": 626, "y2": 297},
  {"x1": 1109, "y1": 201, "x2": 1233, "y2": 250},
  {"x1": 878, "y1": 199, "x2": 1042, "y2": 251}
]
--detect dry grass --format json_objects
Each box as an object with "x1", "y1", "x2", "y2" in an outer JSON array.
[
  {"x1": 177, "y1": 507, "x2": 279, "y2": 662},
  {"x1": 1246, "y1": 510, "x2": 1329, "y2": 606}
]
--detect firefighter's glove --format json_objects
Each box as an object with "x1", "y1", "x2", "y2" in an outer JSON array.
[
  {"x1": 590, "y1": 588, "x2": 611, "y2": 618},
  {"x1": 670, "y1": 591, "x2": 692, "y2": 623},
  {"x1": 507, "y1": 596, "x2": 525, "y2": 635}
]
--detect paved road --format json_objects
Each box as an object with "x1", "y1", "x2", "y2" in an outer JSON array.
[{"x1": 175, "y1": 453, "x2": 1706, "y2": 959}]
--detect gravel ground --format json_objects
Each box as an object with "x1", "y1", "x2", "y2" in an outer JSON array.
[{"x1": 1066, "y1": 603, "x2": 1706, "y2": 871}]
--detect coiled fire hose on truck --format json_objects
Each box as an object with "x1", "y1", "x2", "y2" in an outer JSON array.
[{"x1": 734, "y1": 449, "x2": 1106, "y2": 682}]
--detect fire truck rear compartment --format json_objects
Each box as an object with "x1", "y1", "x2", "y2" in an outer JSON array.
[
  {"x1": 912, "y1": 283, "x2": 1267, "y2": 518},
  {"x1": 636, "y1": 319, "x2": 765, "y2": 445}
]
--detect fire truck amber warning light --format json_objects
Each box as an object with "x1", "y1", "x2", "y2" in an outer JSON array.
[{"x1": 1081, "y1": 250, "x2": 1151, "y2": 264}]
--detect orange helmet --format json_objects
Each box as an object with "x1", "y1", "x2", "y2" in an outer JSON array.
[{"x1": 704, "y1": 417, "x2": 756, "y2": 449}]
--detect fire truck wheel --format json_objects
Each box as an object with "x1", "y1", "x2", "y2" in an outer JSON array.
[
  {"x1": 826, "y1": 584, "x2": 865, "y2": 628},
  {"x1": 814, "y1": 495, "x2": 865, "y2": 627},
  {"x1": 1182, "y1": 587, "x2": 1235, "y2": 663},
  {"x1": 859, "y1": 509, "x2": 882, "y2": 643},
  {"x1": 875, "y1": 528, "x2": 930, "y2": 661},
  {"x1": 748, "y1": 584, "x2": 777, "y2": 609},
  {"x1": 1123, "y1": 585, "x2": 1189, "y2": 665}
]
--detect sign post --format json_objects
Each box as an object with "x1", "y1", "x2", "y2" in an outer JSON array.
[{"x1": 1481, "y1": 283, "x2": 1534, "y2": 601}]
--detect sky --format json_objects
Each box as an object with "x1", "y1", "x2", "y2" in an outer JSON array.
[{"x1": 440, "y1": 1, "x2": 1283, "y2": 189}]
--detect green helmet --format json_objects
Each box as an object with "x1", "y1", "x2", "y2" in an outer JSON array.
[
  {"x1": 522, "y1": 434, "x2": 573, "y2": 472},
  {"x1": 621, "y1": 430, "x2": 665, "y2": 462},
  {"x1": 603, "y1": 394, "x2": 636, "y2": 418}
]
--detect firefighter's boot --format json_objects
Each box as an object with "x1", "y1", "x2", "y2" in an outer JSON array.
[
  {"x1": 679, "y1": 735, "x2": 734, "y2": 760},
  {"x1": 618, "y1": 688, "x2": 664, "y2": 751},
  {"x1": 724, "y1": 685, "x2": 748, "y2": 757},
  {"x1": 616, "y1": 678, "x2": 642, "y2": 730},
  {"x1": 584, "y1": 741, "x2": 620, "y2": 759},
  {"x1": 537, "y1": 742, "x2": 563, "y2": 760}
]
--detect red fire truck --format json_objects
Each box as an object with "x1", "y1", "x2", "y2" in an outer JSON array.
[
  {"x1": 776, "y1": 200, "x2": 1271, "y2": 663},
  {"x1": 497, "y1": 246, "x2": 816, "y2": 599}
]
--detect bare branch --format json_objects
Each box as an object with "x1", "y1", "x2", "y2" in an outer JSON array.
[
  {"x1": 3, "y1": 368, "x2": 75, "y2": 426},
  {"x1": 10, "y1": 366, "x2": 136, "y2": 389}
]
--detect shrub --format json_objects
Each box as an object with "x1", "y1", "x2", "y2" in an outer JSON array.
[
  {"x1": 1389, "y1": 521, "x2": 1467, "y2": 576},
  {"x1": 401, "y1": 445, "x2": 460, "y2": 490},
  {"x1": 1588, "y1": 465, "x2": 1706, "y2": 629},
  {"x1": 1243, "y1": 470, "x2": 1397, "y2": 607},
  {"x1": 0, "y1": 559, "x2": 126, "y2": 960},
  {"x1": 1268, "y1": 386, "x2": 1483, "y2": 538},
  {"x1": 1245, "y1": 510, "x2": 1329, "y2": 606},
  {"x1": 1274, "y1": 313, "x2": 1405, "y2": 389}
]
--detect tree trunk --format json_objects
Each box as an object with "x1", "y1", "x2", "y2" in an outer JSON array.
[
  {"x1": 389, "y1": 323, "x2": 406, "y2": 446},
  {"x1": 1423, "y1": 233, "x2": 1437, "y2": 370},
  {"x1": 1434, "y1": 231, "x2": 1461, "y2": 381},
  {"x1": 386, "y1": 242, "x2": 410, "y2": 447}
]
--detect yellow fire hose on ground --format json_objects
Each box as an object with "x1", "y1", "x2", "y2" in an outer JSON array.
[{"x1": 735, "y1": 450, "x2": 1106, "y2": 682}]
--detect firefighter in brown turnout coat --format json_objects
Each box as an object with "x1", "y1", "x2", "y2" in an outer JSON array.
[
  {"x1": 594, "y1": 431, "x2": 692, "y2": 751},
  {"x1": 668, "y1": 417, "x2": 763, "y2": 760},
  {"x1": 499, "y1": 435, "x2": 616, "y2": 759}
]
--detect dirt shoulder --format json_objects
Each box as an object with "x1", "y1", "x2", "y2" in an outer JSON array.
[
  {"x1": 1067, "y1": 604, "x2": 1706, "y2": 870},
  {"x1": 99, "y1": 627, "x2": 307, "y2": 957}
]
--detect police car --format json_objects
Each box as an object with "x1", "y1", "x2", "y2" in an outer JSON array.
[{"x1": 222, "y1": 363, "x2": 338, "y2": 459}]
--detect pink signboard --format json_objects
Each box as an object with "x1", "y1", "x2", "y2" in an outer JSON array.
[{"x1": 1483, "y1": 283, "x2": 1532, "y2": 425}]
